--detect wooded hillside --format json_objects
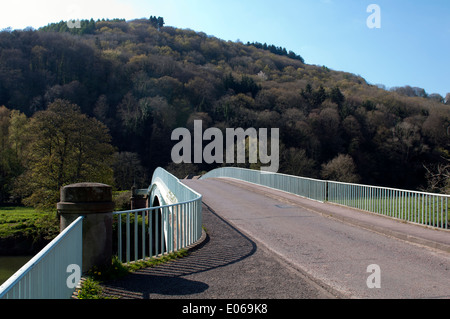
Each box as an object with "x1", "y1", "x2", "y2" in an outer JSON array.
[{"x1": 0, "y1": 17, "x2": 449, "y2": 207}]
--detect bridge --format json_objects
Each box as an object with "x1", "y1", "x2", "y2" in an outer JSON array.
[{"x1": 0, "y1": 167, "x2": 449, "y2": 299}]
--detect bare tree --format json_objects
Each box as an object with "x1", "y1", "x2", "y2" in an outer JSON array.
[
  {"x1": 423, "y1": 160, "x2": 450, "y2": 194},
  {"x1": 113, "y1": 152, "x2": 147, "y2": 190}
]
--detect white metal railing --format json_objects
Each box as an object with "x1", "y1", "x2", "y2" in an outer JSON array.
[
  {"x1": 328, "y1": 181, "x2": 449, "y2": 229},
  {"x1": 0, "y1": 216, "x2": 83, "y2": 299},
  {"x1": 201, "y1": 167, "x2": 449, "y2": 229},
  {"x1": 201, "y1": 167, "x2": 327, "y2": 202},
  {"x1": 114, "y1": 167, "x2": 203, "y2": 263}
]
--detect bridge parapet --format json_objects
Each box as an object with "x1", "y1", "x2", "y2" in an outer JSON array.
[
  {"x1": 57, "y1": 182, "x2": 114, "y2": 272},
  {"x1": 0, "y1": 167, "x2": 203, "y2": 299},
  {"x1": 114, "y1": 167, "x2": 203, "y2": 263},
  {"x1": 201, "y1": 167, "x2": 449, "y2": 229}
]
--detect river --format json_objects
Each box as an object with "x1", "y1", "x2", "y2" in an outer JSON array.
[{"x1": 0, "y1": 256, "x2": 32, "y2": 286}]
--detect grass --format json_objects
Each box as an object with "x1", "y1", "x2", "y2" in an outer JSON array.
[
  {"x1": 75, "y1": 249, "x2": 189, "y2": 299},
  {"x1": 0, "y1": 206, "x2": 59, "y2": 240},
  {"x1": 75, "y1": 277, "x2": 105, "y2": 299},
  {"x1": 329, "y1": 195, "x2": 449, "y2": 228}
]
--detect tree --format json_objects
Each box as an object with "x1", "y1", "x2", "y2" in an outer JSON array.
[
  {"x1": 0, "y1": 107, "x2": 31, "y2": 204},
  {"x1": 186, "y1": 76, "x2": 217, "y2": 111},
  {"x1": 223, "y1": 73, "x2": 261, "y2": 98},
  {"x1": 8, "y1": 109, "x2": 29, "y2": 161},
  {"x1": 386, "y1": 120, "x2": 423, "y2": 164},
  {"x1": 312, "y1": 85, "x2": 327, "y2": 107},
  {"x1": 280, "y1": 148, "x2": 317, "y2": 178},
  {"x1": 0, "y1": 106, "x2": 10, "y2": 152},
  {"x1": 20, "y1": 99, "x2": 114, "y2": 209},
  {"x1": 300, "y1": 84, "x2": 327, "y2": 108},
  {"x1": 157, "y1": 17, "x2": 165, "y2": 29},
  {"x1": 0, "y1": 106, "x2": 13, "y2": 203},
  {"x1": 0, "y1": 106, "x2": 28, "y2": 204},
  {"x1": 321, "y1": 154, "x2": 360, "y2": 183},
  {"x1": 149, "y1": 16, "x2": 165, "y2": 30},
  {"x1": 423, "y1": 161, "x2": 449, "y2": 194},
  {"x1": 391, "y1": 86, "x2": 428, "y2": 98},
  {"x1": 429, "y1": 93, "x2": 444, "y2": 103},
  {"x1": 113, "y1": 152, "x2": 147, "y2": 190},
  {"x1": 117, "y1": 92, "x2": 142, "y2": 134},
  {"x1": 330, "y1": 86, "x2": 345, "y2": 108},
  {"x1": 315, "y1": 107, "x2": 343, "y2": 160}
]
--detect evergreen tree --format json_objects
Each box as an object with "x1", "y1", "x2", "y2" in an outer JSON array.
[{"x1": 330, "y1": 86, "x2": 345, "y2": 107}]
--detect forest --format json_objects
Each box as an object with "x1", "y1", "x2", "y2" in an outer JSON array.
[{"x1": 0, "y1": 17, "x2": 449, "y2": 209}]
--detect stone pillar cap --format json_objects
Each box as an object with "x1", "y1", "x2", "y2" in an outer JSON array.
[
  {"x1": 60, "y1": 182, "x2": 112, "y2": 203},
  {"x1": 57, "y1": 182, "x2": 114, "y2": 213}
]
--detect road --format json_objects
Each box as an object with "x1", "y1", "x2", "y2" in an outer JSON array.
[
  {"x1": 183, "y1": 177, "x2": 450, "y2": 299},
  {"x1": 101, "y1": 197, "x2": 334, "y2": 299}
]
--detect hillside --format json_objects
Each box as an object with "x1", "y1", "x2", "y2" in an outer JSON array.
[{"x1": 0, "y1": 17, "x2": 449, "y2": 204}]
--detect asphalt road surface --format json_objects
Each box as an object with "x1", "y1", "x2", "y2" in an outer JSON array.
[
  {"x1": 182, "y1": 178, "x2": 450, "y2": 299},
  {"x1": 101, "y1": 197, "x2": 334, "y2": 299}
]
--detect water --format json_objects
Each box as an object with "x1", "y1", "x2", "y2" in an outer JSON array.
[{"x1": 0, "y1": 256, "x2": 32, "y2": 285}]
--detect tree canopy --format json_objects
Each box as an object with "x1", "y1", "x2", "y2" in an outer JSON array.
[
  {"x1": 6, "y1": 100, "x2": 114, "y2": 209},
  {"x1": 0, "y1": 15, "x2": 449, "y2": 208}
]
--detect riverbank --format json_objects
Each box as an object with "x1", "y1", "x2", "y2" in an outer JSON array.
[{"x1": 0, "y1": 206, "x2": 59, "y2": 255}]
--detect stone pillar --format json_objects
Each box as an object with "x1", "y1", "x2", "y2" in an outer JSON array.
[
  {"x1": 130, "y1": 186, "x2": 137, "y2": 210},
  {"x1": 130, "y1": 186, "x2": 148, "y2": 210},
  {"x1": 57, "y1": 182, "x2": 115, "y2": 273}
]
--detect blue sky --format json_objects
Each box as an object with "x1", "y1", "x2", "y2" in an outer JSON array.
[{"x1": 1, "y1": 0, "x2": 449, "y2": 97}]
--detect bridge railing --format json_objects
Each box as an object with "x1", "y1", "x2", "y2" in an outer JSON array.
[
  {"x1": 0, "y1": 216, "x2": 83, "y2": 299},
  {"x1": 201, "y1": 167, "x2": 327, "y2": 202},
  {"x1": 328, "y1": 181, "x2": 449, "y2": 229},
  {"x1": 151, "y1": 167, "x2": 201, "y2": 203},
  {"x1": 201, "y1": 167, "x2": 449, "y2": 229},
  {"x1": 114, "y1": 167, "x2": 203, "y2": 263}
]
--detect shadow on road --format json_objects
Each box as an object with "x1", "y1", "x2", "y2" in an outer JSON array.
[{"x1": 101, "y1": 204, "x2": 258, "y2": 299}]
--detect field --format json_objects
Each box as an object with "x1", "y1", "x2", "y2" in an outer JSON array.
[
  {"x1": 0, "y1": 206, "x2": 59, "y2": 239},
  {"x1": 0, "y1": 191, "x2": 131, "y2": 241}
]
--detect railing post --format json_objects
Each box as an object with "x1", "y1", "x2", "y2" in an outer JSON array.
[{"x1": 57, "y1": 182, "x2": 115, "y2": 273}]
